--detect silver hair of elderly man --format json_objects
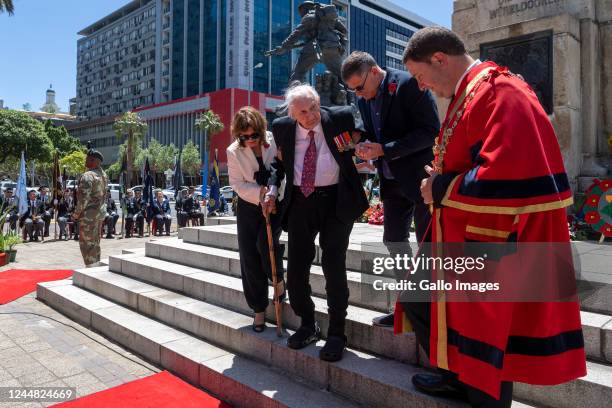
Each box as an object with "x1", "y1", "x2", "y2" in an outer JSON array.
[{"x1": 278, "y1": 83, "x2": 321, "y2": 117}]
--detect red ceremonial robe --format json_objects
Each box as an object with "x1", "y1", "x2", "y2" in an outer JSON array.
[{"x1": 394, "y1": 61, "x2": 586, "y2": 398}]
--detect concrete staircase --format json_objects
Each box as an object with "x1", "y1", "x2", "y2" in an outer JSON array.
[{"x1": 37, "y1": 224, "x2": 612, "y2": 407}]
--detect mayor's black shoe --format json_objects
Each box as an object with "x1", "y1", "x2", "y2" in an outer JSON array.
[
  {"x1": 412, "y1": 373, "x2": 466, "y2": 398},
  {"x1": 372, "y1": 313, "x2": 395, "y2": 327},
  {"x1": 319, "y1": 335, "x2": 346, "y2": 362},
  {"x1": 287, "y1": 324, "x2": 320, "y2": 349}
]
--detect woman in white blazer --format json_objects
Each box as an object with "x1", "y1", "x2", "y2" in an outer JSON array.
[{"x1": 227, "y1": 107, "x2": 285, "y2": 332}]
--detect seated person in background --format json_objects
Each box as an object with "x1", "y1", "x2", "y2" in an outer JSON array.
[
  {"x1": 56, "y1": 191, "x2": 71, "y2": 240},
  {"x1": 0, "y1": 187, "x2": 19, "y2": 232},
  {"x1": 186, "y1": 186, "x2": 205, "y2": 225},
  {"x1": 152, "y1": 190, "x2": 171, "y2": 235},
  {"x1": 38, "y1": 186, "x2": 53, "y2": 237},
  {"x1": 125, "y1": 188, "x2": 145, "y2": 238},
  {"x1": 175, "y1": 187, "x2": 189, "y2": 227},
  {"x1": 104, "y1": 188, "x2": 119, "y2": 238},
  {"x1": 20, "y1": 190, "x2": 45, "y2": 242},
  {"x1": 66, "y1": 188, "x2": 79, "y2": 240}
]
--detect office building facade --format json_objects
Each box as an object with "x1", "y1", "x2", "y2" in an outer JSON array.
[{"x1": 74, "y1": 0, "x2": 432, "y2": 167}]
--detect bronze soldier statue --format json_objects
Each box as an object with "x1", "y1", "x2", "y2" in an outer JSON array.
[{"x1": 265, "y1": 1, "x2": 347, "y2": 85}]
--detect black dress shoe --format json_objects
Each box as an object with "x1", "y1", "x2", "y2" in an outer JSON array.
[
  {"x1": 372, "y1": 313, "x2": 395, "y2": 327},
  {"x1": 319, "y1": 335, "x2": 346, "y2": 362},
  {"x1": 412, "y1": 373, "x2": 465, "y2": 397},
  {"x1": 287, "y1": 324, "x2": 320, "y2": 349}
]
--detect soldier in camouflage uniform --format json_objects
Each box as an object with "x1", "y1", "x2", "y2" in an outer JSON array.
[{"x1": 73, "y1": 149, "x2": 108, "y2": 266}]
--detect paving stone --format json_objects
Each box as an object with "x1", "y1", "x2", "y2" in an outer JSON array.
[{"x1": 16, "y1": 367, "x2": 58, "y2": 386}]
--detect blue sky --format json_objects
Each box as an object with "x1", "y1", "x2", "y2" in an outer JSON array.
[{"x1": 0, "y1": 1, "x2": 452, "y2": 112}]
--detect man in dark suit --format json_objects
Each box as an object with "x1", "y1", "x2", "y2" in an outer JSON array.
[
  {"x1": 341, "y1": 51, "x2": 440, "y2": 326},
  {"x1": 20, "y1": 190, "x2": 45, "y2": 241},
  {"x1": 271, "y1": 84, "x2": 368, "y2": 362}
]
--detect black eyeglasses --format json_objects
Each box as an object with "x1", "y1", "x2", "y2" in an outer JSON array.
[
  {"x1": 239, "y1": 133, "x2": 260, "y2": 142},
  {"x1": 349, "y1": 70, "x2": 370, "y2": 92}
]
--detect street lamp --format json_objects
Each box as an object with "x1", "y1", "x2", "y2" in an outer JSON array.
[{"x1": 248, "y1": 62, "x2": 264, "y2": 106}]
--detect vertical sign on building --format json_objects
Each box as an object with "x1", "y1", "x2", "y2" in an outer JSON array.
[{"x1": 226, "y1": 0, "x2": 253, "y2": 89}]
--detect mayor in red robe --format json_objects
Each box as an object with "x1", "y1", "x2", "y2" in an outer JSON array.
[{"x1": 396, "y1": 27, "x2": 587, "y2": 405}]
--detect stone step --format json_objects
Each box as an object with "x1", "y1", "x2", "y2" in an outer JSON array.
[
  {"x1": 106, "y1": 256, "x2": 612, "y2": 365},
  {"x1": 145, "y1": 238, "x2": 395, "y2": 312},
  {"x1": 179, "y1": 225, "x2": 612, "y2": 310},
  {"x1": 108, "y1": 254, "x2": 416, "y2": 363},
  {"x1": 514, "y1": 360, "x2": 612, "y2": 408},
  {"x1": 35, "y1": 280, "x2": 360, "y2": 408},
  {"x1": 73, "y1": 268, "x2": 612, "y2": 407},
  {"x1": 181, "y1": 225, "x2": 390, "y2": 274},
  {"x1": 121, "y1": 247, "x2": 146, "y2": 255},
  {"x1": 37, "y1": 278, "x2": 465, "y2": 408}
]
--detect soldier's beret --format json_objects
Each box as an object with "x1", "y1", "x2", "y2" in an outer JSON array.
[
  {"x1": 38, "y1": 185, "x2": 48, "y2": 191},
  {"x1": 5, "y1": 187, "x2": 13, "y2": 192},
  {"x1": 87, "y1": 148, "x2": 104, "y2": 162},
  {"x1": 132, "y1": 187, "x2": 143, "y2": 192}
]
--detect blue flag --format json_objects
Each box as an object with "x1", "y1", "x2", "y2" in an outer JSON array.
[
  {"x1": 207, "y1": 149, "x2": 221, "y2": 215},
  {"x1": 16, "y1": 151, "x2": 28, "y2": 216},
  {"x1": 173, "y1": 150, "x2": 183, "y2": 195},
  {"x1": 142, "y1": 157, "x2": 155, "y2": 221}
]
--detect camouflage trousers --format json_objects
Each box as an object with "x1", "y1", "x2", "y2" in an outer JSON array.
[{"x1": 79, "y1": 219, "x2": 102, "y2": 266}]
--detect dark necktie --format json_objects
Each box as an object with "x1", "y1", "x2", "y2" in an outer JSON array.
[{"x1": 300, "y1": 130, "x2": 317, "y2": 197}]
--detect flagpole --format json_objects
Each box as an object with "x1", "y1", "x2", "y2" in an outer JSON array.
[{"x1": 53, "y1": 152, "x2": 58, "y2": 241}]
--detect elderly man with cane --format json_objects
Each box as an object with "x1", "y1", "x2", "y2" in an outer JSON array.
[{"x1": 271, "y1": 84, "x2": 368, "y2": 361}]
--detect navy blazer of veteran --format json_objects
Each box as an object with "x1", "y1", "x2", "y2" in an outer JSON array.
[
  {"x1": 272, "y1": 106, "x2": 369, "y2": 230},
  {"x1": 357, "y1": 67, "x2": 440, "y2": 201}
]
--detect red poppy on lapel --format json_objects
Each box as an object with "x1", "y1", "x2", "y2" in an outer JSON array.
[{"x1": 388, "y1": 81, "x2": 398, "y2": 95}]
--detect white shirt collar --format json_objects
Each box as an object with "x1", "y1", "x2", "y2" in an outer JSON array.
[
  {"x1": 454, "y1": 59, "x2": 482, "y2": 96},
  {"x1": 297, "y1": 122, "x2": 323, "y2": 138}
]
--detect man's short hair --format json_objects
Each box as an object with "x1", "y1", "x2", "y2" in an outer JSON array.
[
  {"x1": 403, "y1": 26, "x2": 467, "y2": 64},
  {"x1": 341, "y1": 51, "x2": 377, "y2": 82}
]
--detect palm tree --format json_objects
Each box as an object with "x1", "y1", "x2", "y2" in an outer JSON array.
[
  {"x1": 113, "y1": 111, "x2": 148, "y2": 189},
  {"x1": 0, "y1": 0, "x2": 14, "y2": 15},
  {"x1": 194, "y1": 110, "x2": 224, "y2": 187}
]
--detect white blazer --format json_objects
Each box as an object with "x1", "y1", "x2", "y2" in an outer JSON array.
[{"x1": 226, "y1": 131, "x2": 285, "y2": 205}]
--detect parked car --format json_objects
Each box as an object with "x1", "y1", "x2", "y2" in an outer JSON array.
[
  {"x1": 107, "y1": 183, "x2": 121, "y2": 201},
  {"x1": 220, "y1": 186, "x2": 234, "y2": 200},
  {"x1": 66, "y1": 180, "x2": 78, "y2": 189},
  {"x1": 0, "y1": 181, "x2": 16, "y2": 193},
  {"x1": 161, "y1": 188, "x2": 175, "y2": 201}
]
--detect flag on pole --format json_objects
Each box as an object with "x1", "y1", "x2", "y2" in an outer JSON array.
[
  {"x1": 16, "y1": 151, "x2": 28, "y2": 216},
  {"x1": 119, "y1": 152, "x2": 128, "y2": 212},
  {"x1": 142, "y1": 157, "x2": 154, "y2": 221},
  {"x1": 52, "y1": 151, "x2": 61, "y2": 203},
  {"x1": 173, "y1": 150, "x2": 183, "y2": 195},
  {"x1": 207, "y1": 149, "x2": 221, "y2": 214},
  {"x1": 61, "y1": 166, "x2": 67, "y2": 191}
]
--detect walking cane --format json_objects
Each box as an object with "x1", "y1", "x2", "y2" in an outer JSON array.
[{"x1": 264, "y1": 210, "x2": 283, "y2": 337}]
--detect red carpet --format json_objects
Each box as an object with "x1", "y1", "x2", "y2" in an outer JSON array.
[
  {"x1": 52, "y1": 371, "x2": 230, "y2": 408},
  {"x1": 0, "y1": 269, "x2": 73, "y2": 304}
]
